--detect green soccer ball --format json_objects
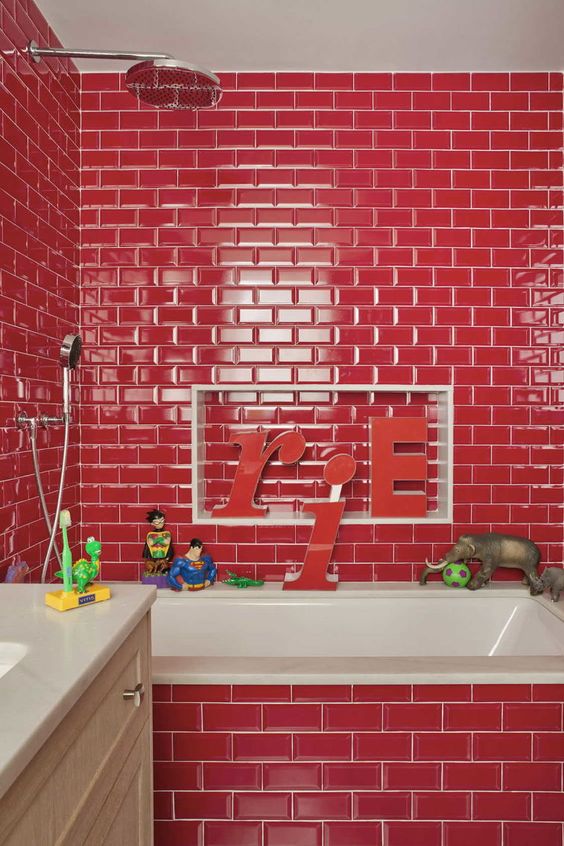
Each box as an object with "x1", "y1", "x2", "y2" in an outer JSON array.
[{"x1": 442, "y1": 562, "x2": 471, "y2": 588}]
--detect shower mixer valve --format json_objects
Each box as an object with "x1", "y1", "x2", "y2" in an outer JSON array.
[{"x1": 17, "y1": 411, "x2": 70, "y2": 427}]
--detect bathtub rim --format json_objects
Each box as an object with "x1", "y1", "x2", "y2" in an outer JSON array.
[{"x1": 151, "y1": 582, "x2": 564, "y2": 685}]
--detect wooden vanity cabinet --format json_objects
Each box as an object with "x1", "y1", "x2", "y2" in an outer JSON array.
[{"x1": 0, "y1": 613, "x2": 153, "y2": 846}]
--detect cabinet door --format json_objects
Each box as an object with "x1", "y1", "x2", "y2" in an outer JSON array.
[
  {"x1": 0, "y1": 615, "x2": 152, "y2": 846},
  {"x1": 67, "y1": 719, "x2": 153, "y2": 846}
]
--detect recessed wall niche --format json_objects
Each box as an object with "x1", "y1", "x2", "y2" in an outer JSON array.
[{"x1": 192, "y1": 384, "x2": 453, "y2": 525}]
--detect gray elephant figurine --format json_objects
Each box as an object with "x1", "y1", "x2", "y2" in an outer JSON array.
[
  {"x1": 420, "y1": 532, "x2": 543, "y2": 594},
  {"x1": 539, "y1": 568, "x2": 564, "y2": 602}
]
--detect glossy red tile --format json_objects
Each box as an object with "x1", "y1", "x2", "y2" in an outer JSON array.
[
  {"x1": 414, "y1": 791, "x2": 472, "y2": 820},
  {"x1": 414, "y1": 733, "x2": 472, "y2": 761},
  {"x1": 154, "y1": 762, "x2": 202, "y2": 791},
  {"x1": 203, "y1": 704, "x2": 262, "y2": 732},
  {"x1": 293, "y1": 686, "x2": 351, "y2": 702},
  {"x1": 153, "y1": 702, "x2": 201, "y2": 732},
  {"x1": 234, "y1": 792, "x2": 292, "y2": 820},
  {"x1": 384, "y1": 821, "x2": 442, "y2": 846},
  {"x1": 383, "y1": 763, "x2": 441, "y2": 790},
  {"x1": 264, "y1": 822, "x2": 322, "y2": 846},
  {"x1": 473, "y1": 685, "x2": 532, "y2": 702},
  {"x1": 353, "y1": 733, "x2": 412, "y2": 761},
  {"x1": 444, "y1": 762, "x2": 501, "y2": 790},
  {"x1": 444, "y1": 822, "x2": 502, "y2": 846},
  {"x1": 353, "y1": 685, "x2": 411, "y2": 702},
  {"x1": 154, "y1": 820, "x2": 203, "y2": 846},
  {"x1": 532, "y1": 794, "x2": 564, "y2": 821},
  {"x1": 234, "y1": 733, "x2": 292, "y2": 761},
  {"x1": 204, "y1": 821, "x2": 261, "y2": 846},
  {"x1": 323, "y1": 763, "x2": 381, "y2": 790},
  {"x1": 173, "y1": 733, "x2": 232, "y2": 762},
  {"x1": 503, "y1": 822, "x2": 562, "y2": 846},
  {"x1": 294, "y1": 733, "x2": 352, "y2": 761},
  {"x1": 324, "y1": 821, "x2": 382, "y2": 846},
  {"x1": 263, "y1": 763, "x2": 322, "y2": 790},
  {"x1": 474, "y1": 792, "x2": 531, "y2": 821},
  {"x1": 263, "y1": 704, "x2": 322, "y2": 732},
  {"x1": 504, "y1": 703, "x2": 562, "y2": 731},
  {"x1": 445, "y1": 703, "x2": 502, "y2": 731},
  {"x1": 383, "y1": 703, "x2": 441, "y2": 731},
  {"x1": 203, "y1": 763, "x2": 261, "y2": 790},
  {"x1": 294, "y1": 792, "x2": 352, "y2": 820},
  {"x1": 504, "y1": 762, "x2": 562, "y2": 791},
  {"x1": 174, "y1": 791, "x2": 231, "y2": 820},
  {"x1": 324, "y1": 704, "x2": 382, "y2": 731}
]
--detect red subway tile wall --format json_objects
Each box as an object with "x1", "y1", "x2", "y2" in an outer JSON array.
[
  {"x1": 153, "y1": 682, "x2": 564, "y2": 846},
  {"x1": 80, "y1": 71, "x2": 563, "y2": 582},
  {"x1": 0, "y1": 0, "x2": 80, "y2": 580}
]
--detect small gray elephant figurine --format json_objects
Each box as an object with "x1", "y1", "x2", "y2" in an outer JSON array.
[
  {"x1": 540, "y1": 568, "x2": 564, "y2": 602},
  {"x1": 420, "y1": 532, "x2": 543, "y2": 594}
]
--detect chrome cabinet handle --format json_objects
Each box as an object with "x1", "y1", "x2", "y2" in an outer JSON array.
[{"x1": 123, "y1": 682, "x2": 145, "y2": 707}]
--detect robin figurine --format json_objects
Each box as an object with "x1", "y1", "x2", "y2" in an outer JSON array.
[{"x1": 142, "y1": 509, "x2": 175, "y2": 575}]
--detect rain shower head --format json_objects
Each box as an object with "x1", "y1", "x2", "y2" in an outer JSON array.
[
  {"x1": 125, "y1": 59, "x2": 221, "y2": 110},
  {"x1": 27, "y1": 42, "x2": 222, "y2": 110},
  {"x1": 60, "y1": 334, "x2": 82, "y2": 370}
]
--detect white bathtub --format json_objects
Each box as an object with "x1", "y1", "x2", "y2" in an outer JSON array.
[{"x1": 151, "y1": 583, "x2": 564, "y2": 685}]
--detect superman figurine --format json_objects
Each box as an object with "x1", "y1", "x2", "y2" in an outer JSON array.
[
  {"x1": 143, "y1": 509, "x2": 174, "y2": 575},
  {"x1": 167, "y1": 538, "x2": 217, "y2": 591}
]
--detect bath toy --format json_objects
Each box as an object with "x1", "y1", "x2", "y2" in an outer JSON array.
[
  {"x1": 56, "y1": 536, "x2": 102, "y2": 593},
  {"x1": 45, "y1": 528, "x2": 110, "y2": 611},
  {"x1": 540, "y1": 567, "x2": 564, "y2": 602},
  {"x1": 167, "y1": 538, "x2": 217, "y2": 591},
  {"x1": 142, "y1": 508, "x2": 174, "y2": 576},
  {"x1": 419, "y1": 532, "x2": 543, "y2": 594},
  {"x1": 223, "y1": 571, "x2": 264, "y2": 588},
  {"x1": 4, "y1": 560, "x2": 29, "y2": 583},
  {"x1": 441, "y1": 562, "x2": 471, "y2": 588}
]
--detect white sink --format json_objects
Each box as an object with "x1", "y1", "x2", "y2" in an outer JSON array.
[{"x1": 0, "y1": 642, "x2": 27, "y2": 681}]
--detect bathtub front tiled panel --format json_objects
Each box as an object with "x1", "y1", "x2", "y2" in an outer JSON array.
[
  {"x1": 153, "y1": 683, "x2": 564, "y2": 845},
  {"x1": 80, "y1": 72, "x2": 564, "y2": 582}
]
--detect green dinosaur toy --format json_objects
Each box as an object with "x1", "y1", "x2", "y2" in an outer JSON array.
[
  {"x1": 55, "y1": 536, "x2": 102, "y2": 594},
  {"x1": 222, "y1": 570, "x2": 265, "y2": 589}
]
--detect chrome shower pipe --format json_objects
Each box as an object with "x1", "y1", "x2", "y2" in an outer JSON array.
[{"x1": 28, "y1": 41, "x2": 172, "y2": 63}]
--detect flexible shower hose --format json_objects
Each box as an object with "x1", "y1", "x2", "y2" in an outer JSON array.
[
  {"x1": 29, "y1": 417, "x2": 62, "y2": 570},
  {"x1": 40, "y1": 413, "x2": 70, "y2": 583}
]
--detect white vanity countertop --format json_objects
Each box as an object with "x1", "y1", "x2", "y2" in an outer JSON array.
[{"x1": 0, "y1": 583, "x2": 155, "y2": 801}]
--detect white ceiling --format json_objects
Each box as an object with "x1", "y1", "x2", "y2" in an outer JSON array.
[{"x1": 35, "y1": 0, "x2": 564, "y2": 72}]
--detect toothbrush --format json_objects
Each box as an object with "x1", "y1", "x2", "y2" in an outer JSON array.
[{"x1": 59, "y1": 509, "x2": 73, "y2": 593}]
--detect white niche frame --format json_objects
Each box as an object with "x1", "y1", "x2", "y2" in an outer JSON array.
[{"x1": 191, "y1": 384, "x2": 453, "y2": 525}]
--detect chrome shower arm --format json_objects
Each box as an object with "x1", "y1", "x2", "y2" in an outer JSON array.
[{"x1": 28, "y1": 41, "x2": 172, "y2": 63}]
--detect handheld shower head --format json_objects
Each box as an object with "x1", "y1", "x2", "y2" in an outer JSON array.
[
  {"x1": 59, "y1": 334, "x2": 81, "y2": 419},
  {"x1": 60, "y1": 334, "x2": 82, "y2": 370}
]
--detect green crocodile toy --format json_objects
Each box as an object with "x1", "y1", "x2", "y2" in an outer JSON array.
[
  {"x1": 222, "y1": 570, "x2": 265, "y2": 589},
  {"x1": 56, "y1": 537, "x2": 102, "y2": 594}
]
